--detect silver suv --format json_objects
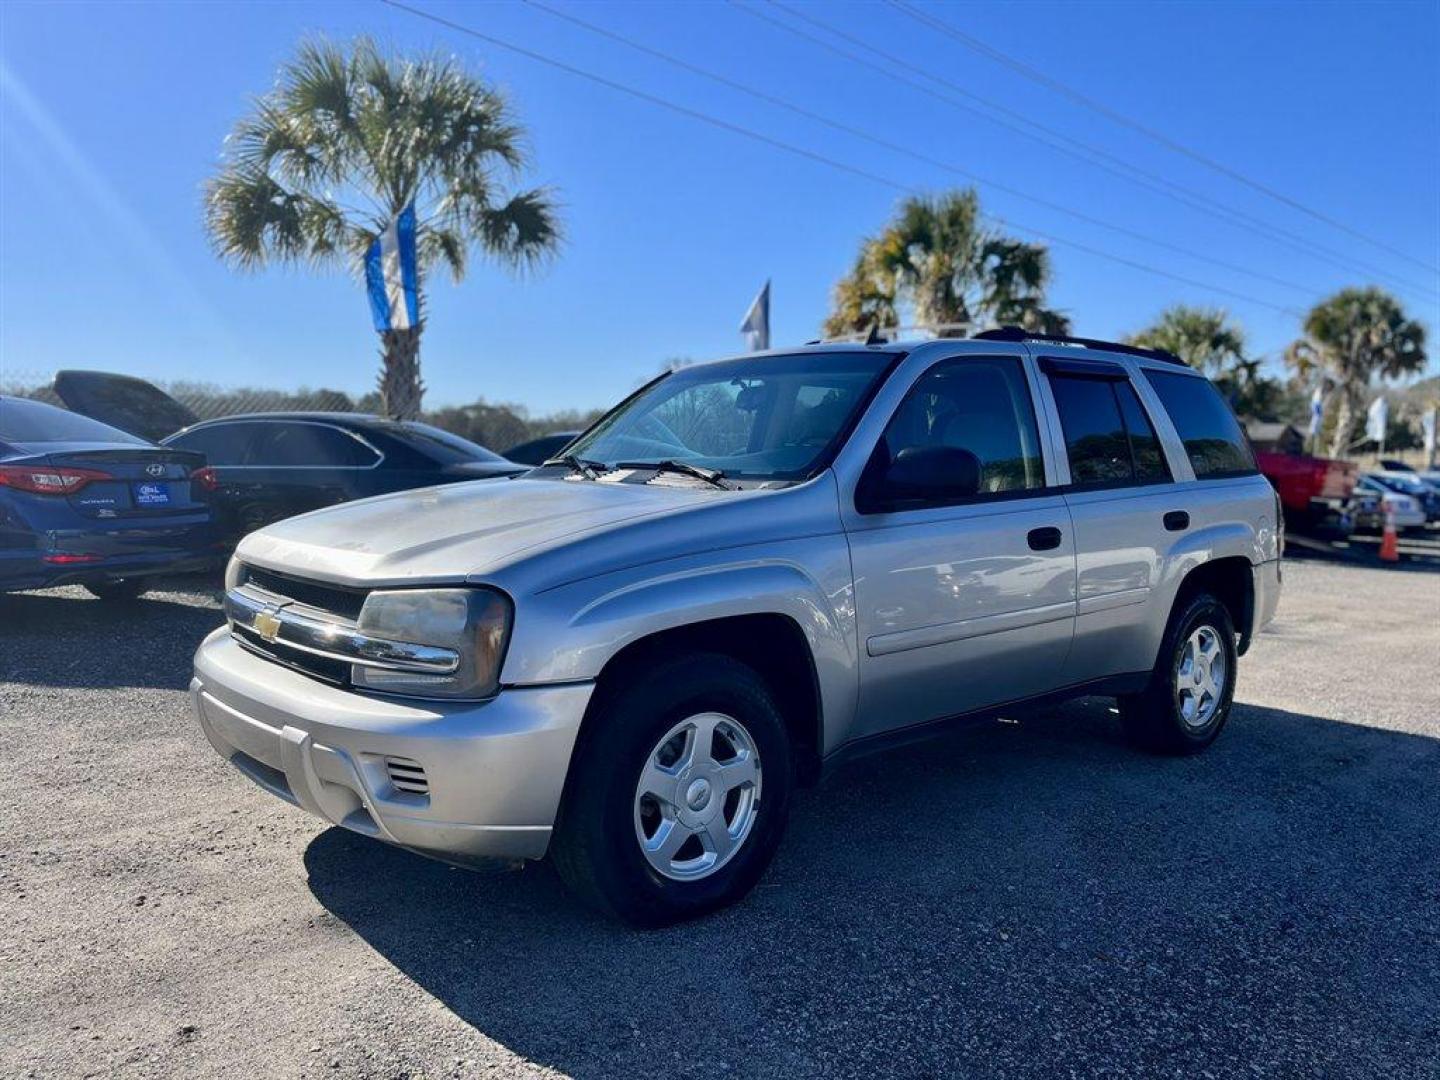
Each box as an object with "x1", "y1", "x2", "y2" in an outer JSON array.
[{"x1": 193, "y1": 329, "x2": 1281, "y2": 925}]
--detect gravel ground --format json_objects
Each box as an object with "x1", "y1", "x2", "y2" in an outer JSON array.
[{"x1": 2, "y1": 556, "x2": 1438, "y2": 1079}]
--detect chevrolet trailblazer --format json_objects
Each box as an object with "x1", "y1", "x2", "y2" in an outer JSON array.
[{"x1": 192, "y1": 328, "x2": 1281, "y2": 925}]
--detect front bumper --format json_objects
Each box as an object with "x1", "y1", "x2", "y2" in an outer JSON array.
[{"x1": 192, "y1": 627, "x2": 593, "y2": 862}]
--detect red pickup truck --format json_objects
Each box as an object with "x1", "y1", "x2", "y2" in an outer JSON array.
[{"x1": 1256, "y1": 450, "x2": 1359, "y2": 538}]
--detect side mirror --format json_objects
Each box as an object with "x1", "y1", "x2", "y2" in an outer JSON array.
[{"x1": 878, "y1": 445, "x2": 981, "y2": 504}]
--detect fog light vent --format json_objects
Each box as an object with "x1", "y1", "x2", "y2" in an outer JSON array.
[{"x1": 384, "y1": 756, "x2": 429, "y2": 796}]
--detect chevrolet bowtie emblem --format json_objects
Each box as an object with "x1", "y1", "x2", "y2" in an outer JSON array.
[{"x1": 253, "y1": 609, "x2": 282, "y2": 643}]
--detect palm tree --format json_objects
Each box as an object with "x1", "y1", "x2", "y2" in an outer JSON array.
[
  {"x1": 822, "y1": 189, "x2": 1069, "y2": 339},
  {"x1": 1284, "y1": 287, "x2": 1427, "y2": 457},
  {"x1": 1128, "y1": 305, "x2": 1280, "y2": 419},
  {"x1": 204, "y1": 37, "x2": 560, "y2": 419},
  {"x1": 1128, "y1": 305, "x2": 1247, "y2": 377}
]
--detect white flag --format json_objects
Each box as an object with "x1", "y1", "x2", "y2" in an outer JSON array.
[
  {"x1": 740, "y1": 280, "x2": 770, "y2": 352},
  {"x1": 1365, "y1": 396, "x2": 1389, "y2": 444},
  {"x1": 1423, "y1": 407, "x2": 1437, "y2": 455},
  {"x1": 1308, "y1": 385, "x2": 1324, "y2": 437}
]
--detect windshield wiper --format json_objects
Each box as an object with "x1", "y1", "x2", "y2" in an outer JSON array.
[
  {"x1": 616, "y1": 459, "x2": 732, "y2": 489},
  {"x1": 543, "y1": 453, "x2": 607, "y2": 481}
]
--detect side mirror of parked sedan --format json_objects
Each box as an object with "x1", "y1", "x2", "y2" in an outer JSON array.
[{"x1": 876, "y1": 445, "x2": 982, "y2": 505}]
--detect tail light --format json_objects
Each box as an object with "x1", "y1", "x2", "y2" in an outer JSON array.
[
  {"x1": 42, "y1": 552, "x2": 104, "y2": 565},
  {"x1": 0, "y1": 464, "x2": 113, "y2": 495},
  {"x1": 192, "y1": 466, "x2": 219, "y2": 492}
]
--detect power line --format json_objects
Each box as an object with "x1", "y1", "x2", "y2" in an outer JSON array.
[
  {"x1": 741, "y1": 0, "x2": 1439, "y2": 303},
  {"x1": 521, "y1": 0, "x2": 1324, "y2": 300},
  {"x1": 379, "y1": 0, "x2": 1306, "y2": 319},
  {"x1": 889, "y1": 0, "x2": 1440, "y2": 278}
]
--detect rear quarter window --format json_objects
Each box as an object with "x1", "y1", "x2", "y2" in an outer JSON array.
[{"x1": 1143, "y1": 370, "x2": 1257, "y2": 479}]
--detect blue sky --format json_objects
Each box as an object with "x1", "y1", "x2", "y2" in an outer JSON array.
[{"x1": 2, "y1": 0, "x2": 1437, "y2": 415}]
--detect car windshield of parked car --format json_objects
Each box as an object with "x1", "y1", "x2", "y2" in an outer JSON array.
[
  {"x1": 393, "y1": 421, "x2": 508, "y2": 464},
  {"x1": 0, "y1": 397, "x2": 149, "y2": 445},
  {"x1": 1374, "y1": 474, "x2": 1426, "y2": 495},
  {"x1": 564, "y1": 351, "x2": 899, "y2": 481}
]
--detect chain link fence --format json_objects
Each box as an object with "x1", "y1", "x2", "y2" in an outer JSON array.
[{"x1": 0, "y1": 368, "x2": 603, "y2": 454}]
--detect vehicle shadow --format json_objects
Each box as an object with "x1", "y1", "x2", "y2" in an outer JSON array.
[
  {"x1": 303, "y1": 699, "x2": 1440, "y2": 1078},
  {"x1": 0, "y1": 575, "x2": 224, "y2": 689}
]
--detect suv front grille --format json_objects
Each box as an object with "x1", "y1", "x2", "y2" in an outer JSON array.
[
  {"x1": 231, "y1": 564, "x2": 370, "y2": 685},
  {"x1": 232, "y1": 626, "x2": 352, "y2": 685},
  {"x1": 243, "y1": 565, "x2": 367, "y2": 621}
]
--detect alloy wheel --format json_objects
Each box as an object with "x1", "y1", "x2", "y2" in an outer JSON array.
[
  {"x1": 1174, "y1": 624, "x2": 1227, "y2": 729},
  {"x1": 633, "y1": 712, "x2": 762, "y2": 881}
]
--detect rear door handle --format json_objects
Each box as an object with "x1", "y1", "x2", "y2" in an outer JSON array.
[
  {"x1": 1163, "y1": 510, "x2": 1190, "y2": 532},
  {"x1": 1027, "y1": 526, "x2": 1063, "y2": 551}
]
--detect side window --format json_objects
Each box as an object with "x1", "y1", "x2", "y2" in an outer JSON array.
[
  {"x1": 1143, "y1": 370, "x2": 1257, "y2": 478},
  {"x1": 873, "y1": 356, "x2": 1045, "y2": 501},
  {"x1": 1115, "y1": 382, "x2": 1170, "y2": 482},
  {"x1": 1049, "y1": 376, "x2": 1172, "y2": 488},
  {"x1": 246, "y1": 424, "x2": 378, "y2": 467},
  {"x1": 168, "y1": 423, "x2": 259, "y2": 465}
]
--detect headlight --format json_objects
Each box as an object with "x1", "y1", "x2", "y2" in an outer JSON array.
[
  {"x1": 224, "y1": 556, "x2": 244, "y2": 591},
  {"x1": 350, "y1": 587, "x2": 512, "y2": 700}
]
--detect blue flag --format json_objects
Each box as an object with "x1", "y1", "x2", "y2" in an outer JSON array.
[{"x1": 365, "y1": 204, "x2": 419, "y2": 332}]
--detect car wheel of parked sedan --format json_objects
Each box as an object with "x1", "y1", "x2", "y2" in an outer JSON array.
[
  {"x1": 1119, "y1": 591, "x2": 1237, "y2": 756},
  {"x1": 551, "y1": 652, "x2": 793, "y2": 926},
  {"x1": 82, "y1": 578, "x2": 150, "y2": 602}
]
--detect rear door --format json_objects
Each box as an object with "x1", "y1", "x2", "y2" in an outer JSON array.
[
  {"x1": 841, "y1": 352, "x2": 1077, "y2": 738},
  {"x1": 238, "y1": 421, "x2": 381, "y2": 523},
  {"x1": 1037, "y1": 355, "x2": 1183, "y2": 683}
]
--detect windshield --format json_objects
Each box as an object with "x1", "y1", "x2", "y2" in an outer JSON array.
[
  {"x1": 393, "y1": 421, "x2": 507, "y2": 464},
  {"x1": 0, "y1": 397, "x2": 150, "y2": 445},
  {"x1": 1375, "y1": 474, "x2": 1426, "y2": 495},
  {"x1": 565, "y1": 351, "x2": 899, "y2": 481}
]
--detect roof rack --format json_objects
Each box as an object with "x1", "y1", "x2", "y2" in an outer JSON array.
[{"x1": 972, "y1": 326, "x2": 1186, "y2": 366}]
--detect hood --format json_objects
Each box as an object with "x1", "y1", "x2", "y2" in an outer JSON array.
[
  {"x1": 235, "y1": 475, "x2": 723, "y2": 585},
  {"x1": 52, "y1": 370, "x2": 197, "y2": 442}
]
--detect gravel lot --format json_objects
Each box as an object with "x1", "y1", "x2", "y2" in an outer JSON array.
[{"x1": 3, "y1": 555, "x2": 1438, "y2": 1079}]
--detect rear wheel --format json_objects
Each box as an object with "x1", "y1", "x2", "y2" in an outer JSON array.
[
  {"x1": 551, "y1": 652, "x2": 793, "y2": 926},
  {"x1": 1119, "y1": 591, "x2": 1237, "y2": 755},
  {"x1": 83, "y1": 578, "x2": 150, "y2": 602}
]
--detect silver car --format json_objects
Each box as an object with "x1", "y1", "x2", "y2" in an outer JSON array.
[{"x1": 193, "y1": 329, "x2": 1281, "y2": 925}]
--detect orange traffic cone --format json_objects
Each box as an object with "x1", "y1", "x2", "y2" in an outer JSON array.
[{"x1": 1379, "y1": 508, "x2": 1400, "y2": 563}]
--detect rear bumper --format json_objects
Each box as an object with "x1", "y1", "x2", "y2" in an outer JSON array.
[
  {"x1": 1, "y1": 507, "x2": 219, "y2": 590},
  {"x1": 191, "y1": 628, "x2": 592, "y2": 862}
]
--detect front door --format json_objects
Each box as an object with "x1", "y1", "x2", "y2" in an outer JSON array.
[{"x1": 843, "y1": 354, "x2": 1077, "y2": 739}]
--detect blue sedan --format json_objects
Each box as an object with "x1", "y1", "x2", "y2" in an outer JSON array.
[{"x1": 0, "y1": 395, "x2": 219, "y2": 599}]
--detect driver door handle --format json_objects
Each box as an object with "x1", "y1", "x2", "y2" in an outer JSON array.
[{"x1": 1027, "y1": 526, "x2": 1063, "y2": 551}]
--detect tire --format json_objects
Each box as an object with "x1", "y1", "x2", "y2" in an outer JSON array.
[
  {"x1": 551, "y1": 651, "x2": 793, "y2": 926},
  {"x1": 82, "y1": 578, "x2": 150, "y2": 602},
  {"x1": 1118, "y1": 591, "x2": 1237, "y2": 756}
]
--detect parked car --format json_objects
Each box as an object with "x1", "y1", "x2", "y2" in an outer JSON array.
[
  {"x1": 49, "y1": 371, "x2": 524, "y2": 543},
  {"x1": 1348, "y1": 488, "x2": 1386, "y2": 534},
  {"x1": 1356, "y1": 475, "x2": 1428, "y2": 531},
  {"x1": 503, "y1": 430, "x2": 582, "y2": 466},
  {"x1": 1364, "y1": 471, "x2": 1440, "y2": 522},
  {"x1": 1, "y1": 395, "x2": 217, "y2": 598},
  {"x1": 1254, "y1": 449, "x2": 1357, "y2": 539},
  {"x1": 192, "y1": 328, "x2": 1282, "y2": 925},
  {"x1": 161, "y1": 414, "x2": 524, "y2": 541}
]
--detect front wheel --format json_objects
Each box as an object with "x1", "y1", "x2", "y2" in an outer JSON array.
[
  {"x1": 1119, "y1": 592, "x2": 1237, "y2": 755},
  {"x1": 82, "y1": 578, "x2": 150, "y2": 602},
  {"x1": 551, "y1": 652, "x2": 793, "y2": 926}
]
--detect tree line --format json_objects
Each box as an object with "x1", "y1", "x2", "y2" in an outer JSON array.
[{"x1": 822, "y1": 188, "x2": 1432, "y2": 456}]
